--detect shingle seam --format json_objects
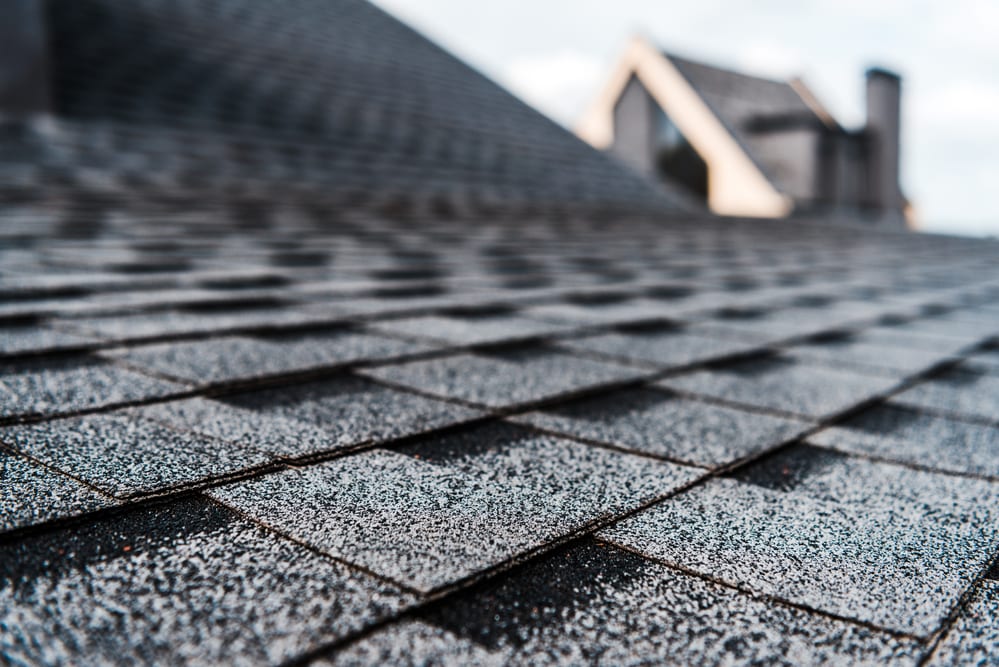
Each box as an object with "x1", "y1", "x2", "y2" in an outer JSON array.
[
  {"x1": 605, "y1": 538, "x2": 928, "y2": 642},
  {"x1": 200, "y1": 492, "x2": 428, "y2": 599},
  {"x1": 0, "y1": 387, "x2": 200, "y2": 426},
  {"x1": 917, "y1": 548, "x2": 999, "y2": 665},
  {"x1": 804, "y1": 439, "x2": 999, "y2": 485},
  {"x1": 890, "y1": 400, "x2": 999, "y2": 430}
]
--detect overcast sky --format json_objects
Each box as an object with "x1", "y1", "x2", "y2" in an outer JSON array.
[{"x1": 374, "y1": 0, "x2": 999, "y2": 236}]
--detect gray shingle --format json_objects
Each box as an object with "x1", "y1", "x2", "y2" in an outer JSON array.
[
  {"x1": 741, "y1": 445, "x2": 999, "y2": 517},
  {"x1": 0, "y1": 357, "x2": 183, "y2": 419},
  {"x1": 210, "y1": 426, "x2": 698, "y2": 592},
  {"x1": 212, "y1": 375, "x2": 484, "y2": 456},
  {"x1": 521, "y1": 297, "x2": 681, "y2": 325},
  {"x1": 397, "y1": 421, "x2": 702, "y2": 520},
  {"x1": 105, "y1": 329, "x2": 430, "y2": 385},
  {"x1": 557, "y1": 325, "x2": 759, "y2": 369},
  {"x1": 360, "y1": 347, "x2": 642, "y2": 409},
  {"x1": 209, "y1": 449, "x2": 560, "y2": 592},
  {"x1": 657, "y1": 355, "x2": 900, "y2": 420},
  {"x1": 879, "y1": 318, "x2": 995, "y2": 346},
  {"x1": 60, "y1": 304, "x2": 347, "y2": 342},
  {"x1": 323, "y1": 541, "x2": 921, "y2": 666},
  {"x1": 927, "y1": 580, "x2": 999, "y2": 666},
  {"x1": 2, "y1": 411, "x2": 273, "y2": 498},
  {"x1": 0, "y1": 451, "x2": 113, "y2": 533},
  {"x1": 835, "y1": 326, "x2": 971, "y2": 353},
  {"x1": 788, "y1": 335, "x2": 954, "y2": 377},
  {"x1": 894, "y1": 365, "x2": 999, "y2": 423},
  {"x1": 367, "y1": 312, "x2": 575, "y2": 346},
  {"x1": 0, "y1": 324, "x2": 96, "y2": 356},
  {"x1": 600, "y1": 456, "x2": 999, "y2": 636},
  {"x1": 810, "y1": 404, "x2": 999, "y2": 478},
  {"x1": 968, "y1": 347, "x2": 999, "y2": 371},
  {"x1": 513, "y1": 387, "x2": 807, "y2": 468},
  {"x1": 0, "y1": 497, "x2": 414, "y2": 666}
]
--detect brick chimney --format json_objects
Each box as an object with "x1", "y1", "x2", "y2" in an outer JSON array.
[{"x1": 865, "y1": 67, "x2": 903, "y2": 221}]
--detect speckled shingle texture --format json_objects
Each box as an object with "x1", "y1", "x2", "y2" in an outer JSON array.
[
  {"x1": 810, "y1": 403, "x2": 999, "y2": 478},
  {"x1": 893, "y1": 364, "x2": 999, "y2": 423},
  {"x1": 557, "y1": 325, "x2": 761, "y2": 369},
  {"x1": 600, "y1": 464, "x2": 999, "y2": 637},
  {"x1": 927, "y1": 580, "x2": 999, "y2": 665},
  {"x1": 105, "y1": 329, "x2": 431, "y2": 385},
  {"x1": 513, "y1": 387, "x2": 807, "y2": 468},
  {"x1": 361, "y1": 347, "x2": 643, "y2": 409},
  {"x1": 321, "y1": 540, "x2": 923, "y2": 667},
  {"x1": 658, "y1": 355, "x2": 901, "y2": 420},
  {"x1": 2, "y1": 0, "x2": 999, "y2": 661},
  {"x1": 0, "y1": 451, "x2": 113, "y2": 532},
  {"x1": 0, "y1": 498, "x2": 415, "y2": 665},
  {"x1": 2, "y1": 410, "x2": 274, "y2": 498},
  {"x1": 210, "y1": 431, "x2": 700, "y2": 592},
  {"x1": 0, "y1": 357, "x2": 184, "y2": 419}
]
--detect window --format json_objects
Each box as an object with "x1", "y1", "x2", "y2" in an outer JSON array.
[{"x1": 653, "y1": 104, "x2": 708, "y2": 200}]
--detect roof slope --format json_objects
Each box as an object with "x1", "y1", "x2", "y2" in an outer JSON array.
[
  {"x1": 2, "y1": 190, "x2": 999, "y2": 664},
  {"x1": 666, "y1": 52, "x2": 829, "y2": 196},
  {"x1": 1, "y1": 3, "x2": 998, "y2": 665},
  {"x1": 19, "y1": 0, "x2": 689, "y2": 211}
]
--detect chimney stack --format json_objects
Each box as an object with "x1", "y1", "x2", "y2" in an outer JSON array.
[
  {"x1": 0, "y1": 0, "x2": 52, "y2": 116},
  {"x1": 865, "y1": 67, "x2": 903, "y2": 220}
]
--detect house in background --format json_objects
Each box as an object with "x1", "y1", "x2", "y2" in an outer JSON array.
[{"x1": 577, "y1": 36, "x2": 912, "y2": 226}]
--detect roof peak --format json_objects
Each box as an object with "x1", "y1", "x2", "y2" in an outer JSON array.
[{"x1": 660, "y1": 48, "x2": 800, "y2": 87}]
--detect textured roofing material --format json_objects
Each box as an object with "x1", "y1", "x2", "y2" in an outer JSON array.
[
  {"x1": 3, "y1": 203, "x2": 999, "y2": 665},
  {"x1": 2, "y1": 0, "x2": 691, "y2": 213},
  {"x1": 1, "y1": 1, "x2": 999, "y2": 665}
]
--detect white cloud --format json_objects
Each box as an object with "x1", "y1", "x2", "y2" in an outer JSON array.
[
  {"x1": 914, "y1": 80, "x2": 999, "y2": 130},
  {"x1": 736, "y1": 41, "x2": 805, "y2": 79},
  {"x1": 501, "y1": 50, "x2": 606, "y2": 126},
  {"x1": 371, "y1": 0, "x2": 999, "y2": 234}
]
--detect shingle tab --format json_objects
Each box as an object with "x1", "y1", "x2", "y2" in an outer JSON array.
[
  {"x1": 0, "y1": 324, "x2": 96, "y2": 357},
  {"x1": 557, "y1": 324, "x2": 760, "y2": 369},
  {"x1": 397, "y1": 421, "x2": 702, "y2": 518},
  {"x1": 212, "y1": 375, "x2": 484, "y2": 457},
  {"x1": 0, "y1": 451, "x2": 113, "y2": 533},
  {"x1": 323, "y1": 540, "x2": 921, "y2": 666},
  {"x1": 105, "y1": 329, "x2": 431, "y2": 385},
  {"x1": 360, "y1": 347, "x2": 642, "y2": 409},
  {"x1": 367, "y1": 312, "x2": 575, "y2": 346},
  {"x1": 788, "y1": 335, "x2": 954, "y2": 377},
  {"x1": 927, "y1": 580, "x2": 999, "y2": 666},
  {"x1": 600, "y1": 456, "x2": 999, "y2": 636},
  {"x1": 810, "y1": 404, "x2": 999, "y2": 478},
  {"x1": 894, "y1": 364, "x2": 999, "y2": 423},
  {"x1": 210, "y1": 426, "x2": 699, "y2": 592},
  {"x1": 2, "y1": 411, "x2": 273, "y2": 498},
  {"x1": 0, "y1": 357, "x2": 183, "y2": 419},
  {"x1": 658, "y1": 355, "x2": 900, "y2": 420},
  {"x1": 209, "y1": 449, "x2": 560, "y2": 592},
  {"x1": 0, "y1": 497, "x2": 415, "y2": 665},
  {"x1": 513, "y1": 387, "x2": 807, "y2": 468}
]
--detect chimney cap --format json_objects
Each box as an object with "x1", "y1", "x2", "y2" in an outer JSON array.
[{"x1": 866, "y1": 67, "x2": 901, "y2": 82}]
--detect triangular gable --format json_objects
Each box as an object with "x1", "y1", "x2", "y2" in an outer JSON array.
[{"x1": 578, "y1": 36, "x2": 792, "y2": 218}]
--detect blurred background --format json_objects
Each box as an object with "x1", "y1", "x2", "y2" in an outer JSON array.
[{"x1": 377, "y1": 0, "x2": 999, "y2": 237}]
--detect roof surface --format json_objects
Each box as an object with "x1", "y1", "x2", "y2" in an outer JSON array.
[
  {"x1": 2, "y1": 194, "x2": 999, "y2": 665},
  {"x1": 18, "y1": 0, "x2": 688, "y2": 212},
  {"x1": 2, "y1": 2, "x2": 999, "y2": 666}
]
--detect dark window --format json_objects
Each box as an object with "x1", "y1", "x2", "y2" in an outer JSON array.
[{"x1": 653, "y1": 104, "x2": 708, "y2": 200}]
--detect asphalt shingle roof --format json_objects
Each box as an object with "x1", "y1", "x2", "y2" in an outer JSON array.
[{"x1": 1, "y1": 1, "x2": 999, "y2": 665}]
